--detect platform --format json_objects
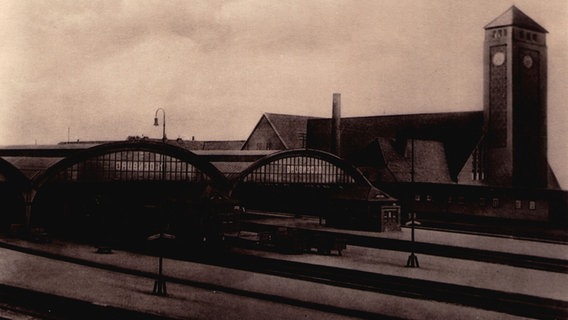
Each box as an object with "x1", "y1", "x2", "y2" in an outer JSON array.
[{"x1": 0, "y1": 215, "x2": 566, "y2": 319}]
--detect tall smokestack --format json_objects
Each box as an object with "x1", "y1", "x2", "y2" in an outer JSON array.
[{"x1": 331, "y1": 93, "x2": 341, "y2": 157}]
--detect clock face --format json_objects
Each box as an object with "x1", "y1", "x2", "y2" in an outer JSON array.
[
  {"x1": 523, "y1": 55, "x2": 533, "y2": 68},
  {"x1": 492, "y1": 52, "x2": 506, "y2": 66}
]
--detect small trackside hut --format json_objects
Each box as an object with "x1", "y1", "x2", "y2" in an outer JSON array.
[{"x1": 327, "y1": 184, "x2": 401, "y2": 232}]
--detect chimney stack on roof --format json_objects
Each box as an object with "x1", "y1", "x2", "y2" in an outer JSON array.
[{"x1": 331, "y1": 93, "x2": 341, "y2": 157}]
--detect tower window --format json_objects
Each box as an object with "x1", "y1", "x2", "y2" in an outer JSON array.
[
  {"x1": 515, "y1": 200, "x2": 522, "y2": 209},
  {"x1": 492, "y1": 29, "x2": 506, "y2": 39},
  {"x1": 532, "y1": 34, "x2": 538, "y2": 41},
  {"x1": 529, "y1": 201, "x2": 536, "y2": 210}
]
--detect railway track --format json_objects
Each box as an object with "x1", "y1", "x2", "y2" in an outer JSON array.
[
  {"x1": 412, "y1": 219, "x2": 568, "y2": 244},
  {"x1": 202, "y1": 252, "x2": 568, "y2": 320},
  {"x1": 0, "y1": 283, "x2": 171, "y2": 320},
  {"x1": 240, "y1": 221, "x2": 568, "y2": 274},
  {"x1": 4, "y1": 243, "x2": 565, "y2": 319},
  {"x1": 1, "y1": 229, "x2": 567, "y2": 319}
]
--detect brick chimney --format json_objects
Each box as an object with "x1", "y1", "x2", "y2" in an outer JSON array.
[{"x1": 331, "y1": 93, "x2": 341, "y2": 157}]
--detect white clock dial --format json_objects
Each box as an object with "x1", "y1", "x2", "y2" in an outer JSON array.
[
  {"x1": 523, "y1": 55, "x2": 533, "y2": 68},
  {"x1": 492, "y1": 52, "x2": 506, "y2": 66}
]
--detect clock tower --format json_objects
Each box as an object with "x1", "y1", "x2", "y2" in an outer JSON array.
[{"x1": 483, "y1": 6, "x2": 548, "y2": 188}]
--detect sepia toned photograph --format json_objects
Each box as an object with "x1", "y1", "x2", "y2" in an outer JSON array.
[{"x1": 0, "y1": 1, "x2": 566, "y2": 319}]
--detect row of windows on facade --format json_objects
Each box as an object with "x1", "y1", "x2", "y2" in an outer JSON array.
[
  {"x1": 414, "y1": 194, "x2": 537, "y2": 210},
  {"x1": 518, "y1": 30, "x2": 539, "y2": 42},
  {"x1": 243, "y1": 160, "x2": 355, "y2": 184},
  {"x1": 257, "y1": 142, "x2": 273, "y2": 150},
  {"x1": 491, "y1": 28, "x2": 539, "y2": 42},
  {"x1": 471, "y1": 146, "x2": 485, "y2": 181},
  {"x1": 56, "y1": 154, "x2": 207, "y2": 182},
  {"x1": 254, "y1": 132, "x2": 307, "y2": 150},
  {"x1": 491, "y1": 29, "x2": 508, "y2": 39}
]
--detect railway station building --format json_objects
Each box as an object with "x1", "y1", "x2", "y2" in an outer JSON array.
[
  {"x1": 1, "y1": 6, "x2": 567, "y2": 243},
  {"x1": 241, "y1": 6, "x2": 568, "y2": 226}
]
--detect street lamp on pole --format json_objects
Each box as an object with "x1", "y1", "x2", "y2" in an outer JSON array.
[
  {"x1": 406, "y1": 134, "x2": 420, "y2": 268},
  {"x1": 150, "y1": 107, "x2": 172, "y2": 296},
  {"x1": 154, "y1": 108, "x2": 167, "y2": 143}
]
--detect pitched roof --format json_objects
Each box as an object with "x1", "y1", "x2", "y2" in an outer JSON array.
[
  {"x1": 173, "y1": 139, "x2": 245, "y2": 150},
  {"x1": 263, "y1": 113, "x2": 322, "y2": 149},
  {"x1": 378, "y1": 138, "x2": 452, "y2": 183},
  {"x1": 547, "y1": 163, "x2": 561, "y2": 190},
  {"x1": 2, "y1": 156, "x2": 63, "y2": 180},
  {"x1": 353, "y1": 137, "x2": 453, "y2": 183},
  {"x1": 211, "y1": 162, "x2": 255, "y2": 180},
  {"x1": 307, "y1": 111, "x2": 483, "y2": 182},
  {"x1": 484, "y1": 6, "x2": 548, "y2": 33}
]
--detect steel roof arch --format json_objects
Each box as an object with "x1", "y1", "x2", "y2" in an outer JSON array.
[
  {"x1": 232, "y1": 148, "x2": 373, "y2": 188},
  {"x1": 33, "y1": 140, "x2": 231, "y2": 193}
]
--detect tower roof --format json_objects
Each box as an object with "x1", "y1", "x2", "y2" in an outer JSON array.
[{"x1": 485, "y1": 6, "x2": 548, "y2": 33}]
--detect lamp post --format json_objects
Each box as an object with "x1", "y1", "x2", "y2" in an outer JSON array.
[
  {"x1": 406, "y1": 135, "x2": 420, "y2": 268},
  {"x1": 151, "y1": 107, "x2": 170, "y2": 296},
  {"x1": 154, "y1": 108, "x2": 167, "y2": 143}
]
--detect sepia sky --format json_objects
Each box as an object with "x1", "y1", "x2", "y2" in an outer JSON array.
[{"x1": 0, "y1": 0, "x2": 566, "y2": 186}]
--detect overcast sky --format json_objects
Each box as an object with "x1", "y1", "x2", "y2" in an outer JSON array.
[{"x1": 0, "y1": 0, "x2": 566, "y2": 186}]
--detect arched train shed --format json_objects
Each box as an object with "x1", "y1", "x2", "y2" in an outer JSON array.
[
  {"x1": 0, "y1": 157, "x2": 29, "y2": 231},
  {"x1": 232, "y1": 149, "x2": 400, "y2": 231},
  {"x1": 29, "y1": 140, "x2": 233, "y2": 247}
]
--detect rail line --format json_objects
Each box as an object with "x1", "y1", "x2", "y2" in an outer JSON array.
[
  {"x1": 0, "y1": 283, "x2": 171, "y2": 320},
  {"x1": 240, "y1": 221, "x2": 568, "y2": 274},
  {"x1": 206, "y1": 252, "x2": 568, "y2": 320},
  {"x1": 1, "y1": 240, "x2": 566, "y2": 319}
]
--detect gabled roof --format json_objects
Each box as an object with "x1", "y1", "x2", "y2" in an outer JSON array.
[
  {"x1": 485, "y1": 6, "x2": 548, "y2": 33},
  {"x1": 378, "y1": 138, "x2": 452, "y2": 183},
  {"x1": 211, "y1": 162, "x2": 255, "y2": 180},
  {"x1": 307, "y1": 111, "x2": 483, "y2": 182},
  {"x1": 352, "y1": 136, "x2": 455, "y2": 184},
  {"x1": 547, "y1": 163, "x2": 561, "y2": 190},
  {"x1": 259, "y1": 113, "x2": 322, "y2": 149},
  {"x1": 2, "y1": 156, "x2": 63, "y2": 180}
]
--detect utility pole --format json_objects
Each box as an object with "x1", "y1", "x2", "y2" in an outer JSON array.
[{"x1": 406, "y1": 135, "x2": 420, "y2": 268}]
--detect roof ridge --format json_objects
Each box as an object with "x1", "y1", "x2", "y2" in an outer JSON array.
[
  {"x1": 307, "y1": 110, "x2": 482, "y2": 122},
  {"x1": 263, "y1": 112, "x2": 321, "y2": 119},
  {"x1": 263, "y1": 114, "x2": 289, "y2": 149}
]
